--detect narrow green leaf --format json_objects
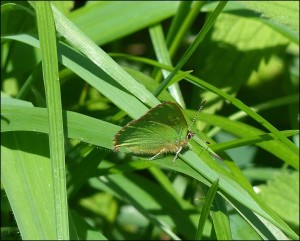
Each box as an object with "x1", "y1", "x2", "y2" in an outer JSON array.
[
  {"x1": 195, "y1": 179, "x2": 219, "y2": 240},
  {"x1": 35, "y1": 2, "x2": 69, "y2": 239},
  {"x1": 211, "y1": 194, "x2": 232, "y2": 240}
]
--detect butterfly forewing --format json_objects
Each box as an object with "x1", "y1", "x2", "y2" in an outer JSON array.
[{"x1": 114, "y1": 101, "x2": 190, "y2": 155}]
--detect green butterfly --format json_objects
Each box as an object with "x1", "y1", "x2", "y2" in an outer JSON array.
[{"x1": 114, "y1": 100, "x2": 207, "y2": 162}]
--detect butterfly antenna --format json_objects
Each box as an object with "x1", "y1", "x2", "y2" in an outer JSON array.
[{"x1": 188, "y1": 100, "x2": 206, "y2": 131}]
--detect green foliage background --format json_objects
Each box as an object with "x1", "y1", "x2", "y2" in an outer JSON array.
[{"x1": 1, "y1": 1, "x2": 299, "y2": 240}]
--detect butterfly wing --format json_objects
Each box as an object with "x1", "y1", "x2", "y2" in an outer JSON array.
[{"x1": 114, "y1": 101, "x2": 190, "y2": 155}]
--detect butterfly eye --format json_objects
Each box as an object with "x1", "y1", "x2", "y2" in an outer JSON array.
[{"x1": 187, "y1": 131, "x2": 195, "y2": 140}]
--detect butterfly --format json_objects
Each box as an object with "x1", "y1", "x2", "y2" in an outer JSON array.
[{"x1": 113, "y1": 100, "x2": 206, "y2": 162}]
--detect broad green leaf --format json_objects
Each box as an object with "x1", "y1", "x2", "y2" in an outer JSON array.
[
  {"x1": 1, "y1": 132, "x2": 56, "y2": 240},
  {"x1": 258, "y1": 170, "x2": 299, "y2": 229},
  {"x1": 243, "y1": 1, "x2": 299, "y2": 33},
  {"x1": 191, "y1": 12, "x2": 291, "y2": 114}
]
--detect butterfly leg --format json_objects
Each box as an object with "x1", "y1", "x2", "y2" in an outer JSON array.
[
  {"x1": 149, "y1": 149, "x2": 165, "y2": 161},
  {"x1": 172, "y1": 146, "x2": 183, "y2": 162}
]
